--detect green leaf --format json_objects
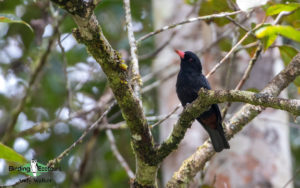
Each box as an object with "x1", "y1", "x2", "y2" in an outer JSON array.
[
  {"x1": 284, "y1": 9, "x2": 300, "y2": 28},
  {"x1": 0, "y1": 0, "x2": 23, "y2": 14},
  {"x1": 278, "y1": 45, "x2": 299, "y2": 66},
  {"x1": 239, "y1": 28, "x2": 257, "y2": 55},
  {"x1": 255, "y1": 25, "x2": 300, "y2": 43},
  {"x1": 198, "y1": 0, "x2": 231, "y2": 26},
  {"x1": 262, "y1": 34, "x2": 277, "y2": 50},
  {"x1": 278, "y1": 45, "x2": 300, "y2": 86},
  {"x1": 0, "y1": 14, "x2": 33, "y2": 32},
  {"x1": 266, "y1": 3, "x2": 300, "y2": 16},
  {"x1": 0, "y1": 143, "x2": 27, "y2": 164},
  {"x1": 218, "y1": 38, "x2": 232, "y2": 52},
  {"x1": 294, "y1": 77, "x2": 300, "y2": 86}
]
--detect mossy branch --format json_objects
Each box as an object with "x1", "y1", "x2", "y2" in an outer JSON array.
[
  {"x1": 199, "y1": 89, "x2": 300, "y2": 116},
  {"x1": 155, "y1": 87, "x2": 300, "y2": 161}
]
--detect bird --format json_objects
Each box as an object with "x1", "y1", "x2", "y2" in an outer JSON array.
[{"x1": 175, "y1": 50, "x2": 230, "y2": 152}]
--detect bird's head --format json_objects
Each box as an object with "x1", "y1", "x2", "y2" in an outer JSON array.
[{"x1": 175, "y1": 50, "x2": 202, "y2": 73}]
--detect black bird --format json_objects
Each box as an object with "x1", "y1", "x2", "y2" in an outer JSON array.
[{"x1": 175, "y1": 50, "x2": 230, "y2": 152}]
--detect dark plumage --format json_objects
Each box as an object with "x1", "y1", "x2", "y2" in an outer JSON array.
[{"x1": 175, "y1": 50, "x2": 230, "y2": 152}]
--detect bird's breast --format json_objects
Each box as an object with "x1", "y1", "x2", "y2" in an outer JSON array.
[{"x1": 176, "y1": 77, "x2": 198, "y2": 106}]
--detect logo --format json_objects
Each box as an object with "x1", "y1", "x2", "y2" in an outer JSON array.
[{"x1": 9, "y1": 160, "x2": 61, "y2": 177}]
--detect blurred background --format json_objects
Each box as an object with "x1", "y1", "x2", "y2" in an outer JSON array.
[{"x1": 0, "y1": 0, "x2": 299, "y2": 187}]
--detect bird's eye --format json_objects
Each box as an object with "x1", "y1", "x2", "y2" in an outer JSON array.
[{"x1": 189, "y1": 58, "x2": 193, "y2": 62}]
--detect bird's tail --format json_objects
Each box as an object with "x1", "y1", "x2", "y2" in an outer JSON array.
[{"x1": 205, "y1": 123, "x2": 230, "y2": 152}]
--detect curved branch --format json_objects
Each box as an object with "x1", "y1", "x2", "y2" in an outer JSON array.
[
  {"x1": 199, "y1": 89, "x2": 300, "y2": 116},
  {"x1": 157, "y1": 68, "x2": 300, "y2": 162},
  {"x1": 166, "y1": 52, "x2": 300, "y2": 187}
]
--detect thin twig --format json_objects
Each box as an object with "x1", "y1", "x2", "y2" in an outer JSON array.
[
  {"x1": 235, "y1": 41, "x2": 259, "y2": 52},
  {"x1": 139, "y1": 31, "x2": 177, "y2": 60},
  {"x1": 142, "y1": 63, "x2": 175, "y2": 83},
  {"x1": 124, "y1": 0, "x2": 141, "y2": 98},
  {"x1": 196, "y1": 26, "x2": 235, "y2": 55},
  {"x1": 72, "y1": 128, "x2": 99, "y2": 187},
  {"x1": 71, "y1": 88, "x2": 114, "y2": 187},
  {"x1": 205, "y1": 23, "x2": 262, "y2": 79},
  {"x1": 236, "y1": 44, "x2": 262, "y2": 89},
  {"x1": 225, "y1": 16, "x2": 250, "y2": 33},
  {"x1": 14, "y1": 105, "x2": 101, "y2": 139},
  {"x1": 198, "y1": 14, "x2": 250, "y2": 55},
  {"x1": 57, "y1": 30, "x2": 73, "y2": 111},
  {"x1": 47, "y1": 101, "x2": 116, "y2": 167},
  {"x1": 273, "y1": 11, "x2": 294, "y2": 25},
  {"x1": 142, "y1": 70, "x2": 178, "y2": 93},
  {"x1": 106, "y1": 129, "x2": 135, "y2": 179},
  {"x1": 150, "y1": 104, "x2": 181, "y2": 129},
  {"x1": 137, "y1": 11, "x2": 243, "y2": 43},
  {"x1": 222, "y1": 44, "x2": 263, "y2": 118},
  {"x1": 138, "y1": 4, "x2": 197, "y2": 61},
  {"x1": 1, "y1": 29, "x2": 58, "y2": 144}
]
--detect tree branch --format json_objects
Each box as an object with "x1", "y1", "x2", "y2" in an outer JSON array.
[
  {"x1": 222, "y1": 44, "x2": 263, "y2": 118},
  {"x1": 106, "y1": 129, "x2": 135, "y2": 179},
  {"x1": 166, "y1": 52, "x2": 300, "y2": 187},
  {"x1": 205, "y1": 23, "x2": 262, "y2": 78},
  {"x1": 137, "y1": 11, "x2": 242, "y2": 43},
  {"x1": 199, "y1": 89, "x2": 300, "y2": 116},
  {"x1": 150, "y1": 104, "x2": 181, "y2": 129},
  {"x1": 47, "y1": 102, "x2": 115, "y2": 167},
  {"x1": 123, "y1": 0, "x2": 141, "y2": 98}
]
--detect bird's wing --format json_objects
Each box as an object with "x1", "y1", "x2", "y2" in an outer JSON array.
[
  {"x1": 191, "y1": 74, "x2": 211, "y2": 94},
  {"x1": 211, "y1": 103, "x2": 222, "y2": 122},
  {"x1": 200, "y1": 74, "x2": 211, "y2": 89},
  {"x1": 192, "y1": 74, "x2": 222, "y2": 122}
]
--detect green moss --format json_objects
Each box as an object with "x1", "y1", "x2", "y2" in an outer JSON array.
[{"x1": 135, "y1": 159, "x2": 158, "y2": 187}]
